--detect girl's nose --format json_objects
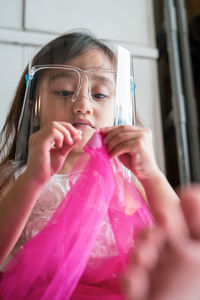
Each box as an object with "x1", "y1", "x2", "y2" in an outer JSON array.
[{"x1": 72, "y1": 77, "x2": 93, "y2": 114}]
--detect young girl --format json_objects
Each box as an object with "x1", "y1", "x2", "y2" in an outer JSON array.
[{"x1": 0, "y1": 30, "x2": 178, "y2": 299}]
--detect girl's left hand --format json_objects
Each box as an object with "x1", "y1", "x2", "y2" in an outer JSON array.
[{"x1": 100, "y1": 125, "x2": 160, "y2": 180}]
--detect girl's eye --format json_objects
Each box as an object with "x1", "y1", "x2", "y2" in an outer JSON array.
[
  {"x1": 56, "y1": 90, "x2": 74, "y2": 97},
  {"x1": 92, "y1": 93, "x2": 107, "y2": 100}
]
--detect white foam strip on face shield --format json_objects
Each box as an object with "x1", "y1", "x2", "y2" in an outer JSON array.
[
  {"x1": 115, "y1": 46, "x2": 135, "y2": 126},
  {"x1": 115, "y1": 46, "x2": 136, "y2": 182}
]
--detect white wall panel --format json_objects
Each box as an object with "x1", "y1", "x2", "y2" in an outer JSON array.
[
  {"x1": 134, "y1": 57, "x2": 165, "y2": 171},
  {"x1": 0, "y1": 0, "x2": 23, "y2": 29},
  {"x1": 0, "y1": 44, "x2": 38, "y2": 130},
  {"x1": 0, "y1": 28, "x2": 158, "y2": 59},
  {"x1": 0, "y1": 43, "x2": 23, "y2": 129},
  {"x1": 24, "y1": 0, "x2": 155, "y2": 47}
]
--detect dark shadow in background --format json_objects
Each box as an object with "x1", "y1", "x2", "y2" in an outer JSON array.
[{"x1": 153, "y1": 0, "x2": 200, "y2": 187}]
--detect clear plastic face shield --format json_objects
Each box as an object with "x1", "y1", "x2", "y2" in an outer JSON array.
[{"x1": 15, "y1": 35, "x2": 136, "y2": 162}]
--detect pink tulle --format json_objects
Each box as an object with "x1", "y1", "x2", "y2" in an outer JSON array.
[{"x1": 0, "y1": 132, "x2": 153, "y2": 299}]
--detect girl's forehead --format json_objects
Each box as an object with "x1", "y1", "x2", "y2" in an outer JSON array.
[{"x1": 65, "y1": 49, "x2": 113, "y2": 70}]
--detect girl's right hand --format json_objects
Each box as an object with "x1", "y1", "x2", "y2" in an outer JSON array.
[{"x1": 24, "y1": 121, "x2": 82, "y2": 185}]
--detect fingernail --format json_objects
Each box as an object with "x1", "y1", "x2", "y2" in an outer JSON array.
[{"x1": 68, "y1": 138, "x2": 73, "y2": 145}]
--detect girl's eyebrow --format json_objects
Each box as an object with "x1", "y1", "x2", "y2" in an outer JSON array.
[
  {"x1": 91, "y1": 74, "x2": 115, "y2": 87},
  {"x1": 48, "y1": 71, "x2": 115, "y2": 87},
  {"x1": 49, "y1": 71, "x2": 77, "y2": 82}
]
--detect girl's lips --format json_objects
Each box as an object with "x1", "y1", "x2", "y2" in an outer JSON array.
[
  {"x1": 74, "y1": 124, "x2": 91, "y2": 128},
  {"x1": 73, "y1": 120, "x2": 94, "y2": 128}
]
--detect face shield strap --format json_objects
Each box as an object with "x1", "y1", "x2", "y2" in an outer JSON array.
[{"x1": 25, "y1": 74, "x2": 35, "y2": 88}]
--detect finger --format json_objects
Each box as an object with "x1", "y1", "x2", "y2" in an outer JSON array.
[
  {"x1": 102, "y1": 125, "x2": 142, "y2": 145},
  {"x1": 101, "y1": 124, "x2": 141, "y2": 133},
  {"x1": 59, "y1": 134, "x2": 82, "y2": 156},
  {"x1": 50, "y1": 127, "x2": 73, "y2": 148},
  {"x1": 51, "y1": 122, "x2": 81, "y2": 147},
  {"x1": 53, "y1": 122, "x2": 81, "y2": 139},
  {"x1": 122, "y1": 265, "x2": 149, "y2": 300},
  {"x1": 105, "y1": 132, "x2": 140, "y2": 153},
  {"x1": 29, "y1": 127, "x2": 67, "y2": 150},
  {"x1": 151, "y1": 200, "x2": 189, "y2": 241},
  {"x1": 109, "y1": 140, "x2": 134, "y2": 158},
  {"x1": 178, "y1": 185, "x2": 200, "y2": 240},
  {"x1": 130, "y1": 227, "x2": 167, "y2": 271},
  {"x1": 58, "y1": 121, "x2": 81, "y2": 136},
  {"x1": 122, "y1": 229, "x2": 168, "y2": 300},
  {"x1": 99, "y1": 126, "x2": 114, "y2": 133}
]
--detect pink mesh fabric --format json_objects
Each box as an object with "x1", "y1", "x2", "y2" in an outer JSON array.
[{"x1": 0, "y1": 132, "x2": 153, "y2": 299}]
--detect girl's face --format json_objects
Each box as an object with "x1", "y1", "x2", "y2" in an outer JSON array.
[{"x1": 38, "y1": 49, "x2": 115, "y2": 151}]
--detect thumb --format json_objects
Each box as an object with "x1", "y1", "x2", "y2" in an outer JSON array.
[{"x1": 179, "y1": 185, "x2": 200, "y2": 240}]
